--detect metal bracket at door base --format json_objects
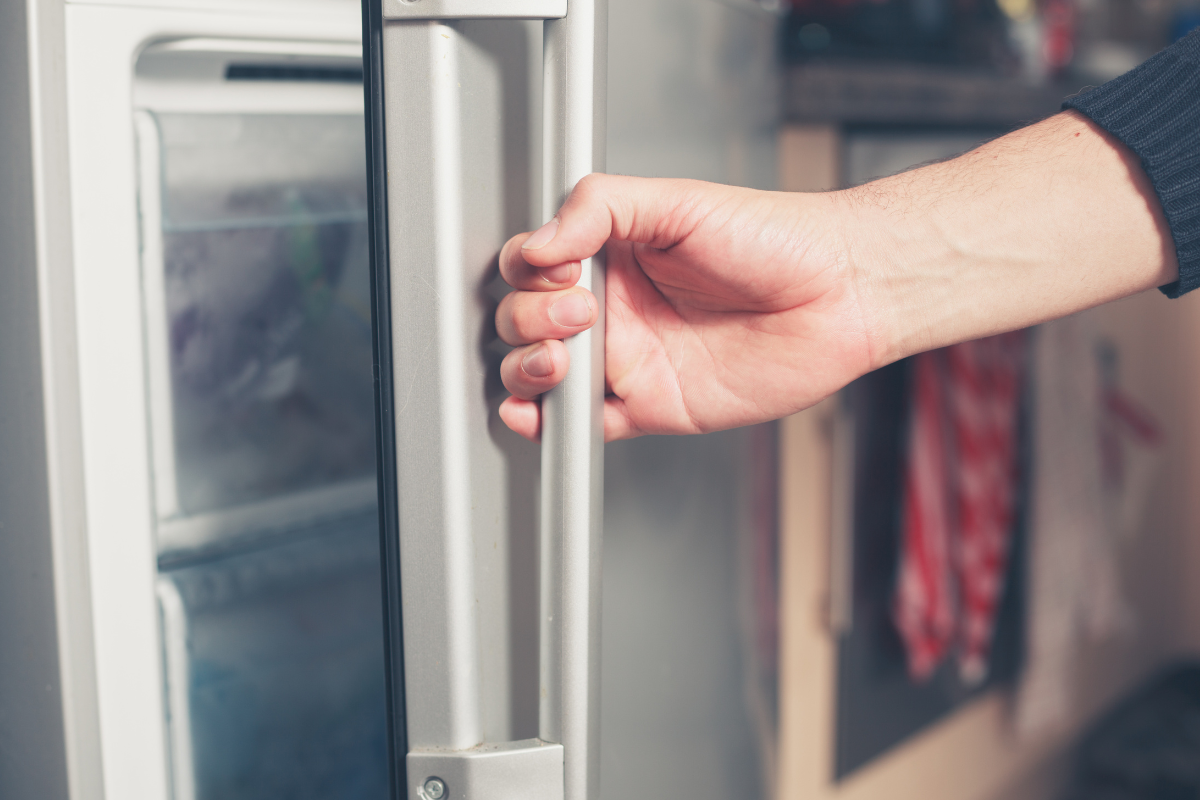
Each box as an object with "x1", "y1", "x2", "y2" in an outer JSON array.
[{"x1": 408, "y1": 739, "x2": 565, "y2": 800}]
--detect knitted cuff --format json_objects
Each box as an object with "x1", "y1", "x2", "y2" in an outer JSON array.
[{"x1": 1064, "y1": 30, "x2": 1200, "y2": 298}]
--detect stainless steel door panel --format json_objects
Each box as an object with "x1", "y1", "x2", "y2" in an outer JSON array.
[{"x1": 366, "y1": 3, "x2": 606, "y2": 797}]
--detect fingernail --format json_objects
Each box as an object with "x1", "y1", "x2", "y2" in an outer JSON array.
[
  {"x1": 523, "y1": 217, "x2": 559, "y2": 250},
  {"x1": 522, "y1": 345, "x2": 554, "y2": 377},
  {"x1": 541, "y1": 263, "x2": 574, "y2": 284},
  {"x1": 550, "y1": 293, "x2": 592, "y2": 328}
]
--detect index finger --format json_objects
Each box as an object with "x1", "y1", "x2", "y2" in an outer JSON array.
[{"x1": 499, "y1": 231, "x2": 582, "y2": 291}]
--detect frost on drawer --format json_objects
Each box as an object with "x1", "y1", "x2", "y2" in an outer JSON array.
[{"x1": 140, "y1": 112, "x2": 375, "y2": 516}]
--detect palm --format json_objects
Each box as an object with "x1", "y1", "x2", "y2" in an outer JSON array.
[{"x1": 599, "y1": 192, "x2": 874, "y2": 437}]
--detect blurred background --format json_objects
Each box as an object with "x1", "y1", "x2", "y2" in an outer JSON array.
[
  {"x1": 613, "y1": 0, "x2": 1200, "y2": 797},
  {"x1": 761, "y1": 3, "x2": 1200, "y2": 799}
]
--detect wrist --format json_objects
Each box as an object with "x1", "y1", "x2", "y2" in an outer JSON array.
[
  {"x1": 831, "y1": 179, "x2": 951, "y2": 373},
  {"x1": 834, "y1": 111, "x2": 1178, "y2": 373}
]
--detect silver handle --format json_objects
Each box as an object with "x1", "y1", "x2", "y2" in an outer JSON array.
[
  {"x1": 539, "y1": 7, "x2": 607, "y2": 800},
  {"x1": 378, "y1": 2, "x2": 606, "y2": 799}
]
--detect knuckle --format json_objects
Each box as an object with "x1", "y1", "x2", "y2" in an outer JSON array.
[
  {"x1": 495, "y1": 296, "x2": 519, "y2": 339},
  {"x1": 501, "y1": 361, "x2": 528, "y2": 394},
  {"x1": 508, "y1": 299, "x2": 539, "y2": 342},
  {"x1": 494, "y1": 291, "x2": 514, "y2": 318},
  {"x1": 574, "y1": 173, "x2": 604, "y2": 200},
  {"x1": 499, "y1": 243, "x2": 525, "y2": 283},
  {"x1": 498, "y1": 241, "x2": 515, "y2": 274}
]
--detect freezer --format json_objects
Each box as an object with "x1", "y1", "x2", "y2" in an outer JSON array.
[{"x1": 0, "y1": 0, "x2": 781, "y2": 798}]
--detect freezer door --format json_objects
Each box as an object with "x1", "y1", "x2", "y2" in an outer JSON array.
[{"x1": 362, "y1": 1, "x2": 606, "y2": 799}]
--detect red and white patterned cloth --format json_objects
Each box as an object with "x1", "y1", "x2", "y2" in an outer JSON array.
[{"x1": 893, "y1": 332, "x2": 1028, "y2": 684}]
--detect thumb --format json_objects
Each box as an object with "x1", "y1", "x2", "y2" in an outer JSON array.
[{"x1": 519, "y1": 173, "x2": 701, "y2": 267}]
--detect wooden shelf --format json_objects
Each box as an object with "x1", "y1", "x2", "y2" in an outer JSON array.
[{"x1": 783, "y1": 60, "x2": 1088, "y2": 127}]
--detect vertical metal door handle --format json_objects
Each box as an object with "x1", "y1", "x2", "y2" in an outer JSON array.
[
  {"x1": 539, "y1": 6, "x2": 607, "y2": 800},
  {"x1": 378, "y1": 2, "x2": 606, "y2": 799}
]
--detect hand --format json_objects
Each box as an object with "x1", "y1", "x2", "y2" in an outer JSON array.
[
  {"x1": 495, "y1": 113, "x2": 1178, "y2": 443},
  {"x1": 494, "y1": 174, "x2": 879, "y2": 441}
]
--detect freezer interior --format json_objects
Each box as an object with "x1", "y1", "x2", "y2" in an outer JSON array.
[{"x1": 134, "y1": 43, "x2": 389, "y2": 800}]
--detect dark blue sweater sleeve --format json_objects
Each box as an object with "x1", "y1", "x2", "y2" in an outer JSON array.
[{"x1": 1063, "y1": 30, "x2": 1200, "y2": 298}]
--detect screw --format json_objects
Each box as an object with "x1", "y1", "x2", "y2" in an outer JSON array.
[{"x1": 424, "y1": 777, "x2": 446, "y2": 800}]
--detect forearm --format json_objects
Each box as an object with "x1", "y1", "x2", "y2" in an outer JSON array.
[{"x1": 845, "y1": 110, "x2": 1178, "y2": 369}]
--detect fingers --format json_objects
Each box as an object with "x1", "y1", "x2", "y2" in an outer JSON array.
[
  {"x1": 498, "y1": 393, "x2": 646, "y2": 444},
  {"x1": 499, "y1": 397, "x2": 541, "y2": 442},
  {"x1": 505, "y1": 174, "x2": 709, "y2": 273},
  {"x1": 495, "y1": 287, "x2": 598, "y2": 346},
  {"x1": 496, "y1": 174, "x2": 718, "y2": 443},
  {"x1": 499, "y1": 233, "x2": 582, "y2": 291},
  {"x1": 500, "y1": 340, "x2": 570, "y2": 400},
  {"x1": 498, "y1": 172, "x2": 714, "y2": 310}
]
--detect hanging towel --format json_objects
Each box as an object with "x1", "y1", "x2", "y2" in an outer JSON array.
[
  {"x1": 894, "y1": 331, "x2": 1027, "y2": 684},
  {"x1": 949, "y1": 333, "x2": 1027, "y2": 684},
  {"x1": 894, "y1": 349, "x2": 958, "y2": 681}
]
